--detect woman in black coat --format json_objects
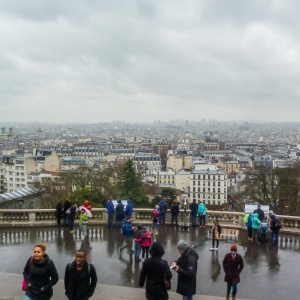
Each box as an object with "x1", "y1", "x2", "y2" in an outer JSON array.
[
  {"x1": 139, "y1": 242, "x2": 172, "y2": 300},
  {"x1": 23, "y1": 243, "x2": 59, "y2": 300}
]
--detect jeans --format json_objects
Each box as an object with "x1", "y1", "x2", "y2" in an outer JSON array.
[
  {"x1": 171, "y1": 214, "x2": 178, "y2": 225},
  {"x1": 247, "y1": 227, "x2": 252, "y2": 238},
  {"x1": 24, "y1": 296, "x2": 32, "y2": 300},
  {"x1": 212, "y1": 237, "x2": 219, "y2": 248},
  {"x1": 68, "y1": 216, "x2": 75, "y2": 231},
  {"x1": 120, "y1": 238, "x2": 133, "y2": 253},
  {"x1": 182, "y1": 296, "x2": 193, "y2": 300},
  {"x1": 107, "y1": 213, "x2": 114, "y2": 228},
  {"x1": 191, "y1": 213, "x2": 197, "y2": 226},
  {"x1": 134, "y1": 242, "x2": 141, "y2": 261},
  {"x1": 252, "y1": 228, "x2": 259, "y2": 244},
  {"x1": 79, "y1": 223, "x2": 87, "y2": 237},
  {"x1": 227, "y1": 282, "x2": 237, "y2": 297},
  {"x1": 160, "y1": 213, "x2": 166, "y2": 224},
  {"x1": 64, "y1": 215, "x2": 69, "y2": 227},
  {"x1": 199, "y1": 215, "x2": 205, "y2": 226},
  {"x1": 142, "y1": 246, "x2": 150, "y2": 259},
  {"x1": 116, "y1": 219, "x2": 123, "y2": 228},
  {"x1": 271, "y1": 230, "x2": 279, "y2": 246}
]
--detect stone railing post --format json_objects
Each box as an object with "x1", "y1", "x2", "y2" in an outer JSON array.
[{"x1": 28, "y1": 212, "x2": 36, "y2": 223}]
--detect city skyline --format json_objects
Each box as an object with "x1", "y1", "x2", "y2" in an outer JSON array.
[{"x1": 1, "y1": 1, "x2": 300, "y2": 123}]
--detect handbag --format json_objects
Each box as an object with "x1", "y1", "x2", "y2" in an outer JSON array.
[
  {"x1": 22, "y1": 256, "x2": 33, "y2": 291},
  {"x1": 214, "y1": 231, "x2": 219, "y2": 240},
  {"x1": 161, "y1": 260, "x2": 171, "y2": 290}
]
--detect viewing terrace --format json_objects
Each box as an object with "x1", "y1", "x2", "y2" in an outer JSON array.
[{"x1": 0, "y1": 209, "x2": 299, "y2": 300}]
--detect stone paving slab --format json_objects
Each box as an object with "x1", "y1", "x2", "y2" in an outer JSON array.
[{"x1": 0, "y1": 272, "x2": 250, "y2": 300}]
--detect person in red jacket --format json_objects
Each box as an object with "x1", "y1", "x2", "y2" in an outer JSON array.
[
  {"x1": 82, "y1": 200, "x2": 93, "y2": 211},
  {"x1": 135, "y1": 226, "x2": 152, "y2": 262}
]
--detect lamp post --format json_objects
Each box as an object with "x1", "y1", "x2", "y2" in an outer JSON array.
[{"x1": 17, "y1": 197, "x2": 24, "y2": 209}]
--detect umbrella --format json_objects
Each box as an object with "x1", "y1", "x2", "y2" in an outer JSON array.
[{"x1": 79, "y1": 206, "x2": 93, "y2": 218}]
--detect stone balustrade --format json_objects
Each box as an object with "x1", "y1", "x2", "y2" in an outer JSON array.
[{"x1": 0, "y1": 208, "x2": 299, "y2": 233}]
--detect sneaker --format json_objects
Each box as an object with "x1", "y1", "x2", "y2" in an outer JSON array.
[
  {"x1": 210, "y1": 248, "x2": 214, "y2": 251},
  {"x1": 214, "y1": 248, "x2": 218, "y2": 251}
]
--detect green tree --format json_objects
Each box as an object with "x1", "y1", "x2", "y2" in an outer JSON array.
[{"x1": 117, "y1": 159, "x2": 148, "y2": 207}]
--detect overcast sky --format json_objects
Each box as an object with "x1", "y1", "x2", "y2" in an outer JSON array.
[{"x1": 1, "y1": 0, "x2": 300, "y2": 123}]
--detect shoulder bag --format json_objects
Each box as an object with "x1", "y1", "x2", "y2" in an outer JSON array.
[
  {"x1": 161, "y1": 260, "x2": 171, "y2": 290},
  {"x1": 22, "y1": 256, "x2": 33, "y2": 291}
]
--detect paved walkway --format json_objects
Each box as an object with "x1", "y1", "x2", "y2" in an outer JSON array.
[{"x1": 0, "y1": 272, "x2": 250, "y2": 300}]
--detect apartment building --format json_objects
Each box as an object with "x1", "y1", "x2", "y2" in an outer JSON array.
[
  {"x1": 190, "y1": 161, "x2": 227, "y2": 205},
  {"x1": 1, "y1": 155, "x2": 36, "y2": 193},
  {"x1": 167, "y1": 155, "x2": 193, "y2": 172}
]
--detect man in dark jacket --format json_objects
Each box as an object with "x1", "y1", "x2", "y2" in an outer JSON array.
[
  {"x1": 158, "y1": 199, "x2": 168, "y2": 225},
  {"x1": 269, "y1": 214, "x2": 281, "y2": 246},
  {"x1": 106, "y1": 197, "x2": 115, "y2": 228},
  {"x1": 253, "y1": 205, "x2": 265, "y2": 222},
  {"x1": 115, "y1": 199, "x2": 125, "y2": 228},
  {"x1": 222, "y1": 244, "x2": 244, "y2": 300},
  {"x1": 63, "y1": 198, "x2": 72, "y2": 227},
  {"x1": 64, "y1": 249, "x2": 98, "y2": 300},
  {"x1": 171, "y1": 240, "x2": 199, "y2": 300},
  {"x1": 171, "y1": 199, "x2": 180, "y2": 226},
  {"x1": 189, "y1": 199, "x2": 198, "y2": 227},
  {"x1": 55, "y1": 201, "x2": 63, "y2": 226}
]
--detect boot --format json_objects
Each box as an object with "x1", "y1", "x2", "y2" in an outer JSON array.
[
  {"x1": 226, "y1": 293, "x2": 229, "y2": 300},
  {"x1": 232, "y1": 297, "x2": 236, "y2": 300}
]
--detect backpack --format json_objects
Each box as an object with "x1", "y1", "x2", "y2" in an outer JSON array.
[
  {"x1": 69, "y1": 262, "x2": 90, "y2": 275},
  {"x1": 274, "y1": 218, "x2": 281, "y2": 229},
  {"x1": 120, "y1": 224, "x2": 126, "y2": 235},
  {"x1": 243, "y1": 214, "x2": 249, "y2": 224}
]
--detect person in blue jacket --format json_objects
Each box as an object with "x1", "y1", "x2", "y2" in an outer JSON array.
[
  {"x1": 125, "y1": 199, "x2": 133, "y2": 217},
  {"x1": 106, "y1": 197, "x2": 115, "y2": 229},
  {"x1": 119, "y1": 216, "x2": 134, "y2": 254},
  {"x1": 245, "y1": 213, "x2": 253, "y2": 241},
  {"x1": 158, "y1": 199, "x2": 168, "y2": 225}
]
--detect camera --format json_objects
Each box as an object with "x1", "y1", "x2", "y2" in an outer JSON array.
[{"x1": 170, "y1": 265, "x2": 177, "y2": 270}]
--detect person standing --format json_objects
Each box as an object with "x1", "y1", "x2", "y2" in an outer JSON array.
[
  {"x1": 197, "y1": 201, "x2": 207, "y2": 227},
  {"x1": 115, "y1": 199, "x2": 125, "y2": 228},
  {"x1": 189, "y1": 199, "x2": 198, "y2": 227},
  {"x1": 125, "y1": 199, "x2": 133, "y2": 217},
  {"x1": 23, "y1": 243, "x2": 58, "y2": 300},
  {"x1": 158, "y1": 199, "x2": 168, "y2": 225},
  {"x1": 170, "y1": 240, "x2": 199, "y2": 300},
  {"x1": 171, "y1": 199, "x2": 180, "y2": 226},
  {"x1": 253, "y1": 205, "x2": 265, "y2": 222},
  {"x1": 68, "y1": 203, "x2": 77, "y2": 234},
  {"x1": 252, "y1": 213, "x2": 261, "y2": 244},
  {"x1": 119, "y1": 216, "x2": 134, "y2": 254},
  {"x1": 151, "y1": 205, "x2": 160, "y2": 235},
  {"x1": 135, "y1": 227, "x2": 152, "y2": 262},
  {"x1": 63, "y1": 198, "x2": 72, "y2": 227},
  {"x1": 269, "y1": 214, "x2": 281, "y2": 247},
  {"x1": 133, "y1": 224, "x2": 144, "y2": 262},
  {"x1": 210, "y1": 219, "x2": 222, "y2": 251},
  {"x1": 64, "y1": 249, "x2": 98, "y2": 300},
  {"x1": 139, "y1": 242, "x2": 172, "y2": 300},
  {"x1": 55, "y1": 201, "x2": 63, "y2": 226},
  {"x1": 106, "y1": 197, "x2": 115, "y2": 229},
  {"x1": 79, "y1": 208, "x2": 89, "y2": 240},
  {"x1": 222, "y1": 244, "x2": 244, "y2": 300},
  {"x1": 244, "y1": 213, "x2": 253, "y2": 241},
  {"x1": 82, "y1": 200, "x2": 93, "y2": 211}
]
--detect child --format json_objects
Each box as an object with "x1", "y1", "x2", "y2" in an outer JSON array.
[
  {"x1": 210, "y1": 218, "x2": 222, "y2": 251},
  {"x1": 151, "y1": 205, "x2": 160, "y2": 235},
  {"x1": 79, "y1": 208, "x2": 89, "y2": 240},
  {"x1": 135, "y1": 226, "x2": 152, "y2": 262}
]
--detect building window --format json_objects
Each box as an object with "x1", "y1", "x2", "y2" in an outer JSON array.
[
  {"x1": 198, "y1": 181, "x2": 200, "y2": 185},
  {"x1": 193, "y1": 193, "x2": 195, "y2": 198},
  {"x1": 218, "y1": 201, "x2": 221, "y2": 205},
  {"x1": 203, "y1": 175, "x2": 205, "y2": 179},
  {"x1": 213, "y1": 200, "x2": 215, "y2": 205},
  {"x1": 193, "y1": 181, "x2": 195, "y2": 185},
  {"x1": 208, "y1": 200, "x2": 211, "y2": 205}
]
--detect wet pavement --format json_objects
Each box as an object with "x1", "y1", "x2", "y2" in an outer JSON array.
[{"x1": 0, "y1": 224, "x2": 299, "y2": 300}]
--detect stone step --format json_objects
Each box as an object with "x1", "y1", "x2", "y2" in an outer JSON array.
[{"x1": 0, "y1": 272, "x2": 250, "y2": 300}]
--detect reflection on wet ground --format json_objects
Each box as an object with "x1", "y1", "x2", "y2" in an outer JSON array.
[{"x1": 0, "y1": 225, "x2": 299, "y2": 300}]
